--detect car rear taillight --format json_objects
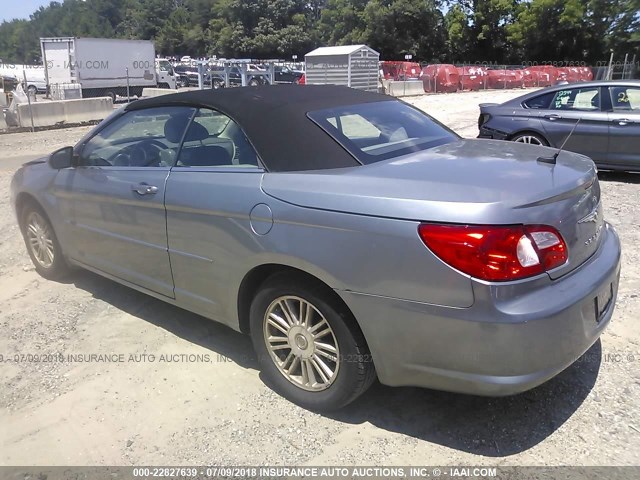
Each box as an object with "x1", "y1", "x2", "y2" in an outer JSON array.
[
  {"x1": 418, "y1": 224, "x2": 567, "y2": 281},
  {"x1": 478, "y1": 113, "x2": 490, "y2": 129}
]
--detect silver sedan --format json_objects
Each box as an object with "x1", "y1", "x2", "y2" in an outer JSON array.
[
  {"x1": 11, "y1": 85, "x2": 621, "y2": 410},
  {"x1": 478, "y1": 80, "x2": 640, "y2": 171}
]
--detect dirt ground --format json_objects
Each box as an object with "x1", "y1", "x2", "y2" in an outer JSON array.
[{"x1": 1, "y1": 89, "x2": 639, "y2": 467}]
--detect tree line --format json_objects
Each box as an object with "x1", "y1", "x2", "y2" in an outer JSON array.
[{"x1": 0, "y1": 0, "x2": 637, "y2": 65}]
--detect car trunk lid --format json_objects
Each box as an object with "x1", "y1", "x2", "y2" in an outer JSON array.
[{"x1": 262, "y1": 139, "x2": 604, "y2": 278}]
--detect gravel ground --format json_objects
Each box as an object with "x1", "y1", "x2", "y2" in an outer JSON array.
[{"x1": 0, "y1": 89, "x2": 639, "y2": 467}]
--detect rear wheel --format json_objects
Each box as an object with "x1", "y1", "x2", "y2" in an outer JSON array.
[
  {"x1": 250, "y1": 273, "x2": 375, "y2": 411},
  {"x1": 248, "y1": 78, "x2": 261, "y2": 87},
  {"x1": 512, "y1": 132, "x2": 548, "y2": 146},
  {"x1": 20, "y1": 203, "x2": 69, "y2": 280},
  {"x1": 27, "y1": 85, "x2": 38, "y2": 95}
]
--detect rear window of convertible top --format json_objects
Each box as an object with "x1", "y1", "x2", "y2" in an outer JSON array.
[{"x1": 307, "y1": 101, "x2": 458, "y2": 164}]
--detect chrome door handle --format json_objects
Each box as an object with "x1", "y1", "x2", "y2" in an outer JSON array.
[
  {"x1": 615, "y1": 119, "x2": 631, "y2": 126},
  {"x1": 132, "y1": 183, "x2": 158, "y2": 195},
  {"x1": 545, "y1": 114, "x2": 561, "y2": 121}
]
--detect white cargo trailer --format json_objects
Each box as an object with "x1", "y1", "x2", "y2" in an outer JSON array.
[
  {"x1": 40, "y1": 37, "x2": 174, "y2": 101},
  {"x1": 305, "y1": 45, "x2": 380, "y2": 92}
]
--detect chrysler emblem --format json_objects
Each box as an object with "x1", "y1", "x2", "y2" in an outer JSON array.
[{"x1": 578, "y1": 201, "x2": 599, "y2": 224}]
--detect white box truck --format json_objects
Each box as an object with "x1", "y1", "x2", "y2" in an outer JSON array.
[{"x1": 40, "y1": 37, "x2": 176, "y2": 101}]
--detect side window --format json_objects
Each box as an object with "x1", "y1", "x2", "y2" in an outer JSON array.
[
  {"x1": 550, "y1": 87, "x2": 600, "y2": 111},
  {"x1": 610, "y1": 86, "x2": 640, "y2": 111},
  {"x1": 308, "y1": 101, "x2": 457, "y2": 164},
  {"x1": 335, "y1": 114, "x2": 382, "y2": 139},
  {"x1": 176, "y1": 108, "x2": 260, "y2": 168},
  {"x1": 523, "y1": 92, "x2": 554, "y2": 109},
  {"x1": 328, "y1": 112, "x2": 406, "y2": 148},
  {"x1": 80, "y1": 106, "x2": 195, "y2": 167}
]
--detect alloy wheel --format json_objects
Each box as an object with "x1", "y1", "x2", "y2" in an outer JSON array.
[
  {"x1": 263, "y1": 295, "x2": 340, "y2": 391},
  {"x1": 514, "y1": 135, "x2": 544, "y2": 145},
  {"x1": 25, "y1": 211, "x2": 55, "y2": 268}
]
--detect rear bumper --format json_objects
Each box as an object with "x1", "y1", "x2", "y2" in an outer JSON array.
[
  {"x1": 477, "y1": 126, "x2": 509, "y2": 140},
  {"x1": 338, "y1": 222, "x2": 621, "y2": 396}
]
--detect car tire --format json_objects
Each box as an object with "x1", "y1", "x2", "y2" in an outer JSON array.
[
  {"x1": 20, "y1": 202, "x2": 69, "y2": 280},
  {"x1": 248, "y1": 78, "x2": 261, "y2": 87},
  {"x1": 212, "y1": 79, "x2": 223, "y2": 89},
  {"x1": 27, "y1": 85, "x2": 38, "y2": 95},
  {"x1": 511, "y1": 132, "x2": 549, "y2": 146},
  {"x1": 250, "y1": 273, "x2": 376, "y2": 411},
  {"x1": 105, "y1": 91, "x2": 117, "y2": 103}
]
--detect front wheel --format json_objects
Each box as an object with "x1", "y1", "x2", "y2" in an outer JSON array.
[
  {"x1": 511, "y1": 132, "x2": 548, "y2": 146},
  {"x1": 250, "y1": 273, "x2": 375, "y2": 411},
  {"x1": 20, "y1": 203, "x2": 69, "y2": 280}
]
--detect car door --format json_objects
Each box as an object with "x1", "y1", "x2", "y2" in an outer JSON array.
[
  {"x1": 606, "y1": 84, "x2": 640, "y2": 167},
  {"x1": 538, "y1": 85, "x2": 609, "y2": 161},
  {"x1": 164, "y1": 107, "x2": 265, "y2": 322},
  {"x1": 61, "y1": 105, "x2": 195, "y2": 298}
]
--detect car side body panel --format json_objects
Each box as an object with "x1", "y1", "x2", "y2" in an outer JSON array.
[
  {"x1": 55, "y1": 166, "x2": 175, "y2": 297},
  {"x1": 607, "y1": 111, "x2": 640, "y2": 168},
  {"x1": 538, "y1": 108, "x2": 609, "y2": 162},
  {"x1": 163, "y1": 167, "x2": 476, "y2": 329}
]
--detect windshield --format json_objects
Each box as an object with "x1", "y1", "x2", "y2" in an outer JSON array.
[
  {"x1": 157, "y1": 60, "x2": 173, "y2": 73},
  {"x1": 308, "y1": 101, "x2": 458, "y2": 164}
]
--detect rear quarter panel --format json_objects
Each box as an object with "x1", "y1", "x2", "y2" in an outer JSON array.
[
  {"x1": 483, "y1": 105, "x2": 547, "y2": 140},
  {"x1": 260, "y1": 198, "x2": 475, "y2": 308}
]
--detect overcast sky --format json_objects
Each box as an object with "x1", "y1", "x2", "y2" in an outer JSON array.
[{"x1": 1, "y1": 0, "x2": 53, "y2": 22}]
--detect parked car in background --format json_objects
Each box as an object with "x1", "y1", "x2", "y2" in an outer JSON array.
[
  {"x1": 478, "y1": 80, "x2": 640, "y2": 171},
  {"x1": 21, "y1": 69, "x2": 47, "y2": 94},
  {"x1": 23, "y1": 77, "x2": 47, "y2": 95},
  {"x1": 0, "y1": 66, "x2": 47, "y2": 95},
  {"x1": 209, "y1": 66, "x2": 267, "y2": 87},
  {"x1": 174, "y1": 65, "x2": 200, "y2": 87},
  {"x1": 12, "y1": 85, "x2": 620, "y2": 411},
  {"x1": 272, "y1": 65, "x2": 304, "y2": 84}
]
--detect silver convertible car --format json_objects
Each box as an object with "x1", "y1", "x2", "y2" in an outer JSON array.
[
  {"x1": 11, "y1": 85, "x2": 621, "y2": 410},
  {"x1": 478, "y1": 80, "x2": 640, "y2": 172}
]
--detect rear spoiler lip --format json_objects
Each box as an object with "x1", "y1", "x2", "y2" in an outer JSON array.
[{"x1": 478, "y1": 102, "x2": 499, "y2": 111}]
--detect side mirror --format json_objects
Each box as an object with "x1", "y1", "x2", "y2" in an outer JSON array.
[{"x1": 49, "y1": 146, "x2": 74, "y2": 169}]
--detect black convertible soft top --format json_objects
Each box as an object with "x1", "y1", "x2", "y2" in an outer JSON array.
[{"x1": 127, "y1": 85, "x2": 390, "y2": 172}]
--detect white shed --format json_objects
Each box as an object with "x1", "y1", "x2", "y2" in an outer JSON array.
[{"x1": 305, "y1": 45, "x2": 380, "y2": 92}]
